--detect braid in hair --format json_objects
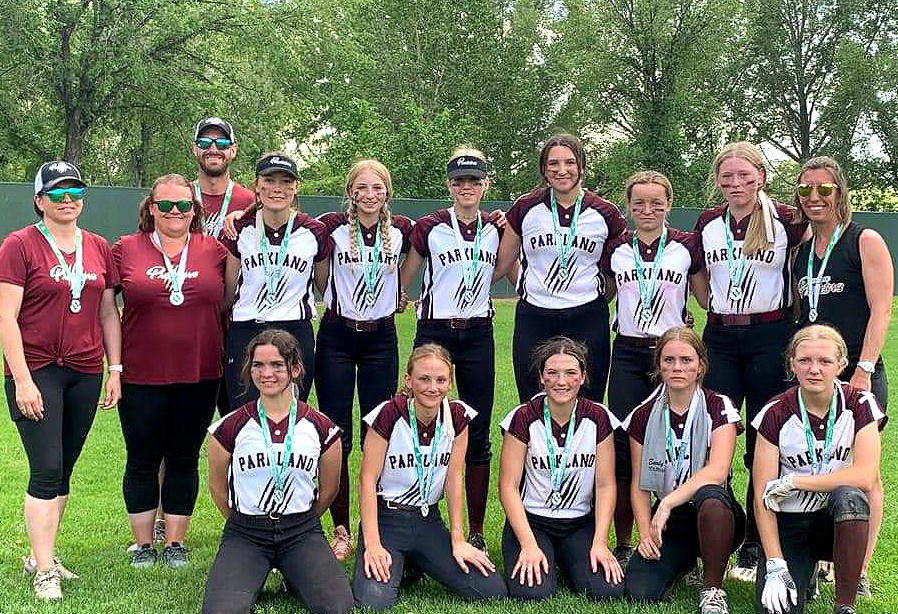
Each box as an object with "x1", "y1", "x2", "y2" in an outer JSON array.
[
  {"x1": 380, "y1": 203, "x2": 395, "y2": 272},
  {"x1": 347, "y1": 203, "x2": 360, "y2": 274}
]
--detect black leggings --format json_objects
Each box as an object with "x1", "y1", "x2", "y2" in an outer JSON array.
[
  {"x1": 6, "y1": 365, "x2": 101, "y2": 499},
  {"x1": 118, "y1": 380, "x2": 218, "y2": 515}
]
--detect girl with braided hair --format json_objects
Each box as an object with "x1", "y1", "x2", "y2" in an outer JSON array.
[{"x1": 315, "y1": 159, "x2": 413, "y2": 560}]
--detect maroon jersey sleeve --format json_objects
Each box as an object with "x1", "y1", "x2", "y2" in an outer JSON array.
[
  {"x1": 706, "y1": 390, "x2": 745, "y2": 435},
  {"x1": 295, "y1": 213, "x2": 331, "y2": 262},
  {"x1": 674, "y1": 229, "x2": 703, "y2": 275},
  {"x1": 505, "y1": 189, "x2": 547, "y2": 236},
  {"x1": 0, "y1": 232, "x2": 29, "y2": 286},
  {"x1": 503, "y1": 401, "x2": 537, "y2": 445},
  {"x1": 756, "y1": 393, "x2": 792, "y2": 444},
  {"x1": 692, "y1": 207, "x2": 724, "y2": 270},
  {"x1": 843, "y1": 384, "x2": 881, "y2": 433},
  {"x1": 220, "y1": 216, "x2": 252, "y2": 257},
  {"x1": 774, "y1": 202, "x2": 808, "y2": 246},
  {"x1": 305, "y1": 406, "x2": 343, "y2": 453},
  {"x1": 392, "y1": 215, "x2": 414, "y2": 255},
  {"x1": 582, "y1": 399, "x2": 614, "y2": 444},
  {"x1": 589, "y1": 192, "x2": 627, "y2": 241},
  {"x1": 626, "y1": 401, "x2": 653, "y2": 445},
  {"x1": 600, "y1": 232, "x2": 629, "y2": 276},
  {"x1": 449, "y1": 400, "x2": 471, "y2": 436},
  {"x1": 212, "y1": 405, "x2": 254, "y2": 454},
  {"x1": 410, "y1": 213, "x2": 438, "y2": 257},
  {"x1": 317, "y1": 212, "x2": 345, "y2": 234},
  {"x1": 369, "y1": 397, "x2": 405, "y2": 441}
]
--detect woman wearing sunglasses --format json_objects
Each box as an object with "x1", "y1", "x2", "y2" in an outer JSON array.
[
  {"x1": 599, "y1": 171, "x2": 703, "y2": 566},
  {"x1": 0, "y1": 161, "x2": 121, "y2": 600},
  {"x1": 791, "y1": 156, "x2": 891, "y2": 596},
  {"x1": 222, "y1": 152, "x2": 329, "y2": 410},
  {"x1": 111, "y1": 174, "x2": 227, "y2": 568}
]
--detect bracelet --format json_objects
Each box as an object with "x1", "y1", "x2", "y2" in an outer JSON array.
[{"x1": 108, "y1": 364, "x2": 123, "y2": 373}]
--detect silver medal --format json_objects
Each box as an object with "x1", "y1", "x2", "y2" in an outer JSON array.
[
  {"x1": 728, "y1": 287, "x2": 743, "y2": 301},
  {"x1": 420, "y1": 503, "x2": 429, "y2": 517},
  {"x1": 69, "y1": 299, "x2": 81, "y2": 314},
  {"x1": 641, "y1": 308, "x2": 653, "y2": 321},
  {"x1": 169, "y1": 291, "x2": 184, "y2": 306},
  {"x1": 364, "y1": 292, "x2": 375, "y2": 306},
  {"x1": 809, "y1": 308, "x2": 818, "y2": 322},
  {"x1": 266, "y1": 293, "x2": 277, "y2": 306},
  {"x1": 273, "y1": 489, "x2": 284, "y2": 504},
  {"x1": 558, "y1": 267, "x2": 569, "y2": 281},
  {"x1": 463, "y1": 289, "x2": 474, "y2": 303},
  {"x1": 550, "y1": 491, "x2": 562, "y2": 506}
]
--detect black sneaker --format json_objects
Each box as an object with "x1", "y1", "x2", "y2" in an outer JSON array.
[
  {"x1": 613, "y1": 545, "x2": 634, "y2": 568},
  {"x1": 727, "y1": 544, "x2": 760, "y2": 582},
  {"x1": 130, "y1": 544, "x2": 157, "y2": 569},
  {"x1": 467, "y1": 533, "x2": 488, "y2": 554},
  {"x1": 833, "y1": 606, "x2": 856, "y2": 614},
  {"x1": 161, "y1": 542, "x2": 188, "y2": 569}
]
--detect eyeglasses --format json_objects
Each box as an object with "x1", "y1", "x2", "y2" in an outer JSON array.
[
  {"x1": 44, "y1": 187, "x2": 86, "y2": 202},
  {"x1": 154, "y1": 200, "x2": 193, "y2": 213},
  {"x1": 195, "y1": 137, "x2": 233, "y2": 150},
  {"x1": 796, "y1": 183, "x2": 837, "y2": 198}
]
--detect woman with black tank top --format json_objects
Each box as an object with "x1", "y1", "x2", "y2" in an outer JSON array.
[{"x1": 791, "y1": 156, "x2": 891, "y2": 597}]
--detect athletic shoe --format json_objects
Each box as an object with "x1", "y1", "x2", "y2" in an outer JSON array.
[
  {"x1": 807, "y1": 571, "x2": 820, "y2": 601},
  {"x1": 727, "y1": 544, "x2": 760, "y2": 582},
  {"x1": 699, "y1": 587, "x2": 729, "y2": 614},
  {"x1": 153, "y1": 518, "x2": 166, "y2": 545},
  {"x1": 857, "y1": 574, "x2": 872, "y2": 598},
  {"x1": 684, "y1": 560, "x2": 704, "y2": 586},
  {"x1": 467, "y1": 533, "x2": 488, "y2": 554},
  {"x1": 22, "y1": 556, "x2": 78, "y2": 580},
  {"x1": 161, "y1": 542, "x2": 189, "y2": 569},
  {"x1": 33, "y1": 566, "x2": 62, "y2": 600},
  {"x1": 613, "y1": 545, "x2": 634, "y2": 568},
  {"x1": 330, "y1": 525, "x2": 354, "y2": 562},
  {"x1": 818, "y1": 560, "x2": 835, "y2": 582},
  {"x1": 130, "y1": 544, "x2": 158, "y2": 569},
  {"x1": 833, "y1": 606, "x2": 857, "y2": 614}
]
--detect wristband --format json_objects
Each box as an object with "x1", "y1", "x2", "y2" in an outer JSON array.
[{"x1": 108, "y1": 364, "x2": 123, "y2": 373}]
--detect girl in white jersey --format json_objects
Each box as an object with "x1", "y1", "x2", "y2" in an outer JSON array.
[
  {"x1": 752, "y1": 325, "x2": 882, "y2": 614},
  {"x1": 499, "y1": 337, "x2": 624, "y2": 601},
  {"x1": 692, "y1": 141, "x2": 808, "y2": 580},
  {"x1": 494, "y1": 133, "x2": 627, "y2": 405},
  {"x1": 352, "y1": 344, "x2": 507, "y2": 610},
  {"x1": 203, "y1": 329, "x2": 353, "y2": 614},
  {"x1": 600, "y1": 170, "x2": 703, "y2": 565},
  {"x1": 315, "y1": 159, "x2": 412, "y2": 561},
  {"x1": 400, "y1": 145, "x2": 502, "y2": 553},
  {"x1": 623, "y1": 326, "x2": 744, "y2": 614},
  {"x1": 222, "y1": 153, "x2": 329, "y2": 411}
]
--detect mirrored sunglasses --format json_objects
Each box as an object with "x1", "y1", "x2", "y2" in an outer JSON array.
[
  {"x1": 195, "y1": 137, "x2": 233, "y2": 150},
  {"x1": 44, "y1": 187, "x2": 86, "y2": 202},
  {"x1": 796, "y1": 183, "x2": 837, "y2": 198},
  {"x1": 154, "y1": 200, "x2": 193, "y2": 213}
]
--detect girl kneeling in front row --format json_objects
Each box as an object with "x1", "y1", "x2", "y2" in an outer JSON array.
[
  {"x1": 624, "y1": 326, "x2": 744, "y2": 614},
  {"x1": 203, "y1": 329, "x2": 353, "y2": 614},
  {"x1": 499, "y1": 336, "x2": 624, "y2": 601},
  {"x1": 754, "y1": 324, "x2": 883, "y2": 614},
  {"x1": 352, "y1": 344, "x2": 507, "y2": 610}
]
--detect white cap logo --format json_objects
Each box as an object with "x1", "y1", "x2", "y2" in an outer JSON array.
[
  {"x1": 49, "y1": 162, "x2": 71, "y2": 173},
  {"x1": 269, "y1": 157, "x2": 291, "y2": 167},
  {"x1": 456, "y1": 157, "x2": 477, "y2": 167}
]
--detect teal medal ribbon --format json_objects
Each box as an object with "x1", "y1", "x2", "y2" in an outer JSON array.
[
  {"x1": 407, "y1": 399, "x2": 445, "y2": 516},
  {"x1": 35, "y1": 220, "x2": 85, "y2": 314},
  {"x1": 663, "y1": 398, "x2": 697, "y2": 485},
  {"x1": 543, "y1": 397, "x2": 578, "y2": 507},
  {"x1": 632, "y1": 228, "x2": 667, "y2": 323},
  {"x1": 550, "y1": 190, "x2": 583, "y2": 281},
  {"x1": 152, "y1": 231, "x2": 190, "y2": 306},
  {"x1": 448, "y1": 208, "x2": 483, "y2": 304},
  {"x1": 355, "y1": 221, "x2": 382, "y2": 307},
  {"x1": 806, "y1": 226, "x2": 843, "y2": 322},
  {"x1": 256, "y1": 398, "x2": 298, "y2": 505},
  {"x1": 723, "y1": 210, "x2": 747, "y2": 301},
  {"x1": 195, "y1": 179, "x2": 233, "y2": 238},
  {"x1": 797, "y1": 385, "x2": 837, "y2": 475},
  {"x1": 256, "y1": 210, "x2": 296, "y2": 307}
]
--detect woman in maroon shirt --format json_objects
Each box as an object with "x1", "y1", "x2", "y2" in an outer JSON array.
[
  {"x1": 0, "y1": 161, "x2": 121, "y2": 601},
  {"x1": 112, "y1": 173, "x2": 227, "y2": 569}
]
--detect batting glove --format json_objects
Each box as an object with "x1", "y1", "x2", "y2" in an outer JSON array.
[{"x1": 761, "y1": 557, "x2": 798, "y2": 614}]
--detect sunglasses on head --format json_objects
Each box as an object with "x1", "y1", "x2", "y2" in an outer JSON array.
[
  {"x1": 195, "y1": 137, "x2": 233, "y2": 150},
  {"x1": 44, "y1": 187, "x2": 86, "y2": 202},
  {"x1": 796, "y1": 183, "x2": 837, "y2": 198},
  {"x1": 154, "y1": 200, "x2": 193, "y2": 213}
]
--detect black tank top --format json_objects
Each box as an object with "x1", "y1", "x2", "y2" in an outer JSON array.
[{"x1": 795, "y1": 222, "x2": 868, "y2": 367}]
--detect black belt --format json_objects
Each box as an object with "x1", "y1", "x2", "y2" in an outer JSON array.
[
  {"x1": 377, "y1": 497, "x2": 431, "y2": 515},
  {"x1": 324, "y1": 310, "x2": 394, "y2": 332},
  {"x1": 419, "y1": 317, "x2": 491, "y2": 330},
  {"x1": 615, "y1": 335, "x2": 659, "y2": 349},
  {"x1": 707, "y1": 309, "x2": 788, "y2": 326}
]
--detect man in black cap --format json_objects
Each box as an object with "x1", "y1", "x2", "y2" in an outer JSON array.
[{"x1": 191, "y1": 117, "x2": 256, "y2": 239}]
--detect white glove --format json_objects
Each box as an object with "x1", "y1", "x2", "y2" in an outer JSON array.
[
  {"x1": 761, "y1": 557, "x2": 798, "y2": 614},
  {"x1": 763, "y1": 473, "x2": 796, "y2": 512}
]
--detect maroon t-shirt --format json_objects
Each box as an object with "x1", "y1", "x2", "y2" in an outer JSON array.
[
  {"x1": 112, "y1": 232, "x2": 227, "y2": 385},
  {"x1": 198, "y1": 183, "x2": 256, "y2": 224},
  {"x1": 0, "y1": 225, "x2": 118, "y2": 375}
]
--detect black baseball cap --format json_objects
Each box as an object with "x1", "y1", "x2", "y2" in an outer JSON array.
[
  {"x1": 256, "y1": 153, "x2": 298, "y2": 179},
  {"x1": 33, "y1": 161, "x2": 85, "y2": 195},
  {"x1": 194, "y1": 117, "x2": 236, "y2": 142},
  {"x1": 446, "y1": 155, "x2": 487, "y2": 179}
]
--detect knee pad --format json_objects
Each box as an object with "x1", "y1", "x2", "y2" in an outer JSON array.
[
  {"x1": 693, "y1": 483, "x2": 731, "y2": 509},
  {"x1": 829, "y1": 486, "x2": 870, "y2": 523}
]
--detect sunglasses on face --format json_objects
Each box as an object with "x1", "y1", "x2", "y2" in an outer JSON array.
[
  {"x1": 44, "y1": 187, "x2": 86, "y2": 202},
  {"x1": 797, "y1": 183, "x2": 837, "y2": 198},
  {"x1": 154, "y1": 200, "x2": 193, "y2": 213},
  {"x1": 195, "y1": 137, "x2": 233, "y2": 150}
]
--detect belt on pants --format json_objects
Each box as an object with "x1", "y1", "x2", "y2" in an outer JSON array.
[
  {"x1": 324, "y1": 310, "x2": 394, "y2": 332},
  {"x1": 419, "y1": 317, "x2": 491, "y2": 330},
  {"x1": 707, "y1": 309, "x2": 788, "y2": 326}
]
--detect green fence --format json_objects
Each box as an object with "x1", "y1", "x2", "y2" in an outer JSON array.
[{"x1": 3, "y1": 183, "x2": 896, "y2": 295}]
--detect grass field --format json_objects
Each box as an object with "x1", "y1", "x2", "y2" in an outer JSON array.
[{"x1": 1, "y1": 299, "x2": 896, "y2": 614}]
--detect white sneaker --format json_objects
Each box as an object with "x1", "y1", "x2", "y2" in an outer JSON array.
[
  {"x1": 22, "y1": 556, "x2": 78, "y2": 580},
  {"x1": 33, "y1": 566, "x2": 62, "y2": 600},
  {"x1": 699, "y1": 587, "x2": 729, "y2": 614}
]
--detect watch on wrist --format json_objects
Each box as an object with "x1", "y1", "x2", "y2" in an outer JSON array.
[{"x1": 857, "y1": 360, "x2": 875, "y2": 374}]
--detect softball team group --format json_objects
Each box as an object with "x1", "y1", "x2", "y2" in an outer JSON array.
[{"x1": 0, "y1": 118, "x2": 889, "y2": 614}]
